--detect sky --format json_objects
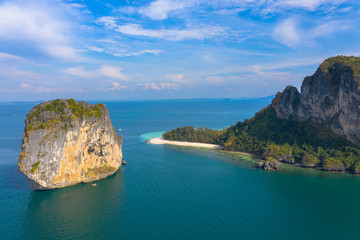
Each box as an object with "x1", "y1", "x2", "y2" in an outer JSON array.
[{"x1": 0, "y1": 0, "x2": 360, "y2": 101}]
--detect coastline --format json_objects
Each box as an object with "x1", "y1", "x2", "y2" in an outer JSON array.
[
  {"x1": 147, "y1": 137, "x2": 359, "y2": 175},
  {"x1": 148, "y1": 137, "x2": 221, "y2": 149},
  {"x1": 147, "y1": 137, "x2": 258, "y2": 157}
]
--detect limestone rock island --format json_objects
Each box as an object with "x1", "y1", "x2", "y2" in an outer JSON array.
[{"x1": 18, "y1": 99, "x2": 122, "y2": 190}]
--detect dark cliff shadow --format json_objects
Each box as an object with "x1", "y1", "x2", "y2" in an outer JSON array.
[
  {"x1": 22, "y1": 169, "x2": 125, "y2": 240},
  {"x1": 0, "y1": 164, "x2": 32, "y2": 191}
]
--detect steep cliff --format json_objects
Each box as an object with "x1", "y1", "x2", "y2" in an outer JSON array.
[
  {"x1": 18, "y1": 99, "x2": 122, "y2": 190},
  {"x1": 272, "y1": 56, "x2": 360, "y2": 145}
]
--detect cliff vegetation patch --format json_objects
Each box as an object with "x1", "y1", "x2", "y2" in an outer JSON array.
[{"x1": 25, "y1": 99, "x2": 104, "y2": 132}]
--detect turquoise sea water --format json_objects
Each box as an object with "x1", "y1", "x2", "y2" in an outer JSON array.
[{"x1": 2, "y1": 99, "x2": 360, "y2": 240}]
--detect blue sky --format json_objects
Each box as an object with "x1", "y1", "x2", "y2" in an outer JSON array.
[{"x1": 0, "y1": 0, "x2": 359, "y2": 101}]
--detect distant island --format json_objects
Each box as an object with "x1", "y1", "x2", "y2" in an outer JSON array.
[
  {"x1": 18, "y1": 99, "x2": 123, "y2": 190},
  {"x1": 161, "y1": 56, "x2": 360, "y2": 173}
]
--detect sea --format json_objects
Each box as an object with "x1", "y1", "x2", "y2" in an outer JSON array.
[{"x1": 1, "y1": 99, "x2": 360, "y2": 240}]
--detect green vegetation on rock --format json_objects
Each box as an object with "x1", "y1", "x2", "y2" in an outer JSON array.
[
  {"x1": 25, "y1": 99, "x2": 104, "y2": 132},
  {"x1": 31, "y1": 161, "x2": 40, "y2": 174},
  {"x1": 320, "y1": 55, "x2": 360, "y2": 81}
]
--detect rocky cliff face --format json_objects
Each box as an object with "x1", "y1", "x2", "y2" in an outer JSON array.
[
  {"x1": 272, "y1": 56, "x2": 360, "y2": 145},
  {"x1": 18, "y1": 99, "x2": 122, "y2": 190}
]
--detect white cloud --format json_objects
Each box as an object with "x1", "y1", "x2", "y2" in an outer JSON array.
[
  {"x1": 310, "y1": 21, "x2": 351, "y2": 38},
  {"x1": 0, "y1": 1, "x2": 79, "y2": 60},
  {"x1": 138, "y1": 0, "x2": 193, "y2": 20},
  {"x1": 70, "y1": 3, "x2": 87, "y2": 9},
  {"x1": 64, "y1": 65, "x2": 129, "y2": 81},
  {"x1": 164, "y1": 74, "x2": 201, "y2": 85},
  {"x1": 63, "y1": 66, "x2": 94, "y2": 78},
  {"x1": 0, "y1": 52, "x2": 24, "y2": 61},
  {"x1": 98, "y1": 21, "x2": 226, "y2": 41},
  {"x1": 112, "y1": 49, "x2": 163, "y2": 57},
  {"x1": 0, "y1": 64, "x2": 43, "y2": 80},
  {"x1": 97, "y1": 66, "x2": 129, "y2": 81},
  {"x1": 273, "y1": 18, "x2": 351, "y2": 48},
  {"x1": 88, "y1": 46, "x2": 104, "y2": 52},
  {"x1": 87, "y1": 37, "x2": 164, "y2": 57},
  {"x1": 273, "y1": 18, "x2": 299, "y2": 48},
  {"x1": 109, "y1": 82, "x2": 128, "y2": 91},
  {"x1": 269, "y1": 0, "x2": 346, "y2": 11},
  {"x1": 96, "y1": 16, "x2": 118, "y2": 29},
  {"x1": 18, "y1": 83, "x2": 73, "y2": 93},
  {"x1": 159, "y1": 83, "x2": 179, "y2": 89},
  {"x1": 165, "y1": 74, "x2": 184, "y2": 83},
  {"x1": 120, "y1": 0, "x2": 346, "y2": 20},
  {"x1": 214, "y1": 0, "x2": 346, "y2": 14},
  {"x1": 251, "y1": 65, "x2": 289, "y2": 77},
  {"x1": 19, "y1": 83, "x2": 33, "y2": 91},
  {"x1": 139, "y1": 82, "x2": 179, "y2": 90}
]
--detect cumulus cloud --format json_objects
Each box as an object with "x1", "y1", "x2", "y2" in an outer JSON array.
[
  {"x1": 109, "y1": 82, "x2": 128, "y2": 91},
  {"x1": 0, "y1": 0, "x2": 80, "y2": 60},
  {"x1": 64, "y1": 65, "x2": 129, "y2": 81}
]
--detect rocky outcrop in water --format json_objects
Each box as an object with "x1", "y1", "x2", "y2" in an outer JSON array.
[
  {"x1": 256, "y1": 159, "x2": 280, "y2": 170},
  {"x1": 18, "y1": 99, "x2": 122, "y2": 190},
  {"x1": 272, "y1": 56, "x2": 360, "y2": 146}
]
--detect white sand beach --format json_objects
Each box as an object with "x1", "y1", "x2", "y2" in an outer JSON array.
[{"x1": 148, "y1": 137, "x2": 221, "y2": 149}]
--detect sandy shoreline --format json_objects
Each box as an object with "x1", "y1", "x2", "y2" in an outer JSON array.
[{"x1": 148, "y1": 137, "x2": 221, "y2": 149}]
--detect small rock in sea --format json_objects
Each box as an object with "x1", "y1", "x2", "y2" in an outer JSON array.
[
  {"x1": 256, "y1": 159, "x2": 280, "y2": 171},
  {"x1": 256, "y1": 161, "x2": 265, "y2": 168},
  {"x1": 91, "y1": 183, "x2": 97, "y2": 187},
  {"x1": 122, "y1": 160, "x2": 127, "y2": 165}
]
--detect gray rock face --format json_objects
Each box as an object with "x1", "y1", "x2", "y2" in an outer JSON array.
[
  {"x1": 256, "y1": 159, "x2": 280, "y2": 170},
  {"x1": 272, "y1": 56, "x2": 360, "y2": 145},
  {"x1": 18, "y1": 99, "x2": 122, "y2": 190}
]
